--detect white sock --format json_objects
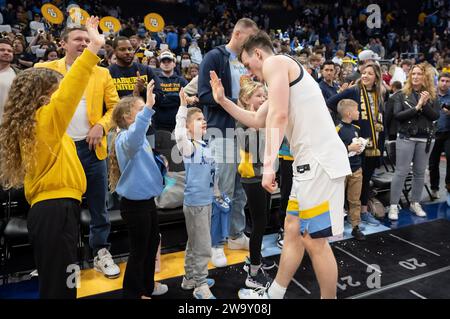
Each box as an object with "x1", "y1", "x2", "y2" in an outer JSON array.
[
  {"x1": 390, "y1": 204, "x2": 397, "y2": 209},
  {"x1": 268, "y1": 280, "x2": 286, "y2": 299}
]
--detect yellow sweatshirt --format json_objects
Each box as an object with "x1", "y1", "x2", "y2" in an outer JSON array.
[{"x1": 23, "y1": 49, "x2": 100, "y2": 206}]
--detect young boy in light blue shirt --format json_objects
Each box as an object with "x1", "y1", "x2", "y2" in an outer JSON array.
[{"x1": 175, "y1": 88, "x2": 217, "y2": 299}]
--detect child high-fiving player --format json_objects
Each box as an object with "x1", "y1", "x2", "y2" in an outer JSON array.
[
  {"x1": 109, "y1": 80, "x2": 166, "y2": 299},
  {"x1": 174, "y1": 88, "x2": 216, "y2": 299}
]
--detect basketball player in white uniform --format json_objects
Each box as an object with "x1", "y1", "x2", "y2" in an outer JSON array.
[{"x1": 210, "y1": 31, "x2": 351, "y2": 299}]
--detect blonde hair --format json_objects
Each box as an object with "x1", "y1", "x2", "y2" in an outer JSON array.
[
  {"x1": 186, "y1": 107, "x2": 203, "y2": 123},
  {"x1": 238, "y1": 79, "x2": 265, "y2": 110},
  {"x1": 108, "y1": 96, "x2": 144, "y2": 192},
  {"x1": 337, "y1": 99, "x2": 358, "y2": 117},
  {"x1": 403, "y1": 63, "x2": 437, "y2": 100},
  {"x1": 0, "y1": 68, "x2": 62, "y2": 189}
]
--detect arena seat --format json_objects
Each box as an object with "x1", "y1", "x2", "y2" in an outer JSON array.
[{"x1": 0, "y1": 188, "x2": 31, "y2": 283}]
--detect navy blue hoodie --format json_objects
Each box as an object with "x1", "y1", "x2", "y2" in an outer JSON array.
[{"x1": 198, "y1": 45, "x2": 238, "y2": 135}]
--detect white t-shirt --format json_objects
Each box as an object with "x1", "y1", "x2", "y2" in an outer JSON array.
[
  {"x1": 65, "y1": 64, "x2": 91, "y2": 141},
  {"x1": 0, "y1": 66, "x2": 16, "y2": 120},
  {"x1": 67, "y1": 96, "x2": 91, "y2": 141},
  {"x1": 390, "y1": 67, "x2": 407, "y2": 85}
]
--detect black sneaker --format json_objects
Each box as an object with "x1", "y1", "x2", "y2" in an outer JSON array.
[
  {"x1": 351, "y1": 226, "x2": 366, "y2": 241},
  {"x1": 245, "y1": 267, "x2": 273, "y2": 289},
  {"x1": 261, "y1": 257, "x2": 276, "y2": 270},
  {"x1": 243, "y1": 256, "x2": 276, "y2": 272}
]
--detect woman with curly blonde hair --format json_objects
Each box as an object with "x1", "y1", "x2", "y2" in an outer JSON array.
[
  {"x1": 0, "y1": 17, "x2": 104, "y2": 299},
  {"x1": 388, "y1": 63, "x2": 440, "y2": 220}
]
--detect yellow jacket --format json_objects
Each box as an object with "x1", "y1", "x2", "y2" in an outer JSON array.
[
  {"x1": 25, "y1": 50, "x2": 101, "y2": 206},
  {"x1": 35, "y1": 54, "x2": 119, "y2": 160}
]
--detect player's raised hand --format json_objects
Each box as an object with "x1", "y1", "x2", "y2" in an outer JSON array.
[{"x1": 210, "y1": 71, "x2": 226, "y2": 104}]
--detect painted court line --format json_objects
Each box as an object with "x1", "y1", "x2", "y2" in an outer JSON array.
[
  {"x1": 409, "y1": 290, "x2": 427, "y2": 299},
  {"x1": 334, "y1": 246, "x2": 382, "y2": 274},
  {"x1": 274, "y1": 263, "x2": 311, "y2": 295},
  {"x1": 347, "y1": 265, "x2": 450, "y2": 299},
  {"x1": 389, "y1": 234, "x2": 441, "y2": 257}
]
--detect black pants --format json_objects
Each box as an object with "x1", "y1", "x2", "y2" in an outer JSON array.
[
  {"x1": 361, "y1": 156, "x2": 380, "y2": 206},
  {"x1": 278, "y1": 158, "x2": 293, "y2": 230},
  {"x1": 120, "y1": 197, "x2": 160, "y2": 299},
  {"x1": 242, "y1": 182, "x2": 271, "y2": 266},
  {"x1": 429, "y1": 131, "x2": 450, "y2": 191},
  {"x1": 27, "y1": 198, "x2": 80, "y2": 299}
]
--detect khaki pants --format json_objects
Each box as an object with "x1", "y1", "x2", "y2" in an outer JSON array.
[{"x1": 345, "y1": 168, "x2": 363, "y2": 227}]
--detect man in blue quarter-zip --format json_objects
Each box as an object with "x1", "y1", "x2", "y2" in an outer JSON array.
[{"x1": 198, "y1": 18, "x2": 259, "y2": 268}]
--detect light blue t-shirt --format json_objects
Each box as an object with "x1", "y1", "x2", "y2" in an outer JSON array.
[
  {"x1": 183, "y1": 140, "x2": 215, "y2": 206},
  {"x1": 226, "y1": 46, "x2": 248, "y2": 100}
]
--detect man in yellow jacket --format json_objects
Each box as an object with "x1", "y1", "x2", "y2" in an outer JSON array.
[{"x1": 35, "y1": 26, "x2": 121, "y2": 278}]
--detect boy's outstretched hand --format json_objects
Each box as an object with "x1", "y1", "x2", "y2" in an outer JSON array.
[{"x1": 146, "y1": 79, "x2": 156, "y2": 108}]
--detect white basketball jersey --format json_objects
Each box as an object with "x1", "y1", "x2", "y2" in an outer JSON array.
[{"x1": 283, "y1": 56, "x2": 351, "y2": 179}]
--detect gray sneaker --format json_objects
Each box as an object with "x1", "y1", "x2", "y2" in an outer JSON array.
[
  {"x1": 193, "y1": 283, "x2": 216, "y2": 299},
  {"x1": 181, "y1": 277, "x2": 215, "y2": 290},
  {"x1": 431, "y1": 190, "x2": 440, "y2": 200}
]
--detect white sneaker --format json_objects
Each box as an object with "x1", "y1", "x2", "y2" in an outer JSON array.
[
  {"x1": 238, "y1": 284, "x2": 271, "y2": 299},
  {"x1": 152, "y1": 282, "x2": 168, "y2": 296},
  {"x1": 410, "y1": 202, "x2": 427, "y2": 217},
  {"x1": 228, "y1": 234, "x2": 250, "y2": 250},
  {"x1": 93, "y1": 248, "x2": 121, "y2": 279},
  {"x1": 388, "y1": 205, "x2": 399, "y2": 221},
  {"x1": 211, "y1": 247, "x2": 227, "y2": 267}
]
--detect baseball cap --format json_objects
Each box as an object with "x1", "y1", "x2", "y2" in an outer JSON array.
[
  {"x1": 159, "y1": 51, "x2": 175, "y2": 61},
  {"x1": 358, "y1": 49, "x2": 380, "y2": 62}
]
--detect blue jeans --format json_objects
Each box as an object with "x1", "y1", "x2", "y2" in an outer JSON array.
[
  {"x1": 209, "y1": 137, "x2": 247, "y2": 244},
  {"x1": 75, "y1": 140, "x2": 110, "y2": 255}
]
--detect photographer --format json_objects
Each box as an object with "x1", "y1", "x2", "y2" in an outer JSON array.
[
  {"x1": 428, "y1": 73, "x2": 450, "y2": 198},
  {"x1": 388, "y1": 64, "x2": 440, "y2": 220}
]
